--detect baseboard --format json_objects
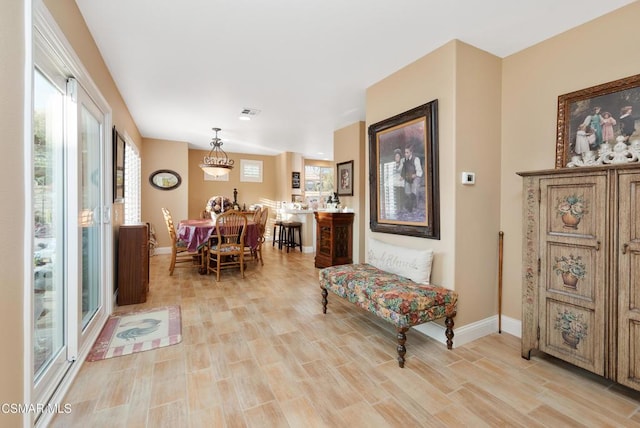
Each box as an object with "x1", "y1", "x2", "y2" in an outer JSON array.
[
  {"x1": 413, "y1": 314, "x2": 521, "y2": 347},
  {"x1": 499, "y1": 314, "x2": 521, "y2": 338}
]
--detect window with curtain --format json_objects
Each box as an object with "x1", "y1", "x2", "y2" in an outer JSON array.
[{"x1": 124, "y1": 142, "x2": 141, "y2": 224}]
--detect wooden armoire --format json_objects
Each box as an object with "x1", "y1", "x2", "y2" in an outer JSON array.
[{"x1": 518, "y1": 164, "x2": 640, "y2": 391}]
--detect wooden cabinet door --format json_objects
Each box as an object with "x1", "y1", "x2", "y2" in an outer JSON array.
[
  {"x1": 617, "y1": 171, "x2": 640, "y2": 390},
  {"x1": 314, "y1": 212, "x2": 353, "y2": 268},
  {"x1": 538, "y1": 174, "x2": 607, "y2": 375},
  {"x1": 117, "y1": 224, "x2": 149, "y2": 305}
]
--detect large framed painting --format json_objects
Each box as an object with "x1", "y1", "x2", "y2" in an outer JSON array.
[
  {"x1": 555, "y1": 73, "x2": 640, "y2": 168},
  {"x1": 368, "y1": 100, "x2": 440, "y2": 239},
  {"x1": 112, "y1": 126, "x2": 125, "y2": 202}
]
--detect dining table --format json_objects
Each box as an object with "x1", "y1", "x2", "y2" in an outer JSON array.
[{"x1": 177, "y1": 218, "x2": 260, "y2": 274}]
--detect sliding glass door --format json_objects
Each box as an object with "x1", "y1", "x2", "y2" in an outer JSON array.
[
  {"x1": 77, "y1": 82, "x2": 104, "y2": 330},
  {"x1": 75, "y1": 80, "x2": 106, "y2": 340},
  {"x1": 32, "y1": 15, "x2": 111, "y2": 411},
  {"x1": 32, "y1": 71, "x2": 109, "y2": 404},
  {"x1": 33, "y1": 68, "x2": 67, "y2": 388}
]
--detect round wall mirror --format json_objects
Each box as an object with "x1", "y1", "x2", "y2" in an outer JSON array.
[{"x1": 149, "y1": 169, "x2": 182, "y2": 190}]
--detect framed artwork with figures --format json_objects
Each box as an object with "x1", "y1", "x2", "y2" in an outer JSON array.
[
  {"x1": 368, "y1": 100, "x2": 440, "y2": 239},
  {"x1": 556, "y1": 73, "x2": 640, "y2": 168},
  {"x1": 291, "y1": 171, "x2": 301, "y2": 189},
  {"x1": 336, "y1": 160, "x2": 353, "y2": 196}
]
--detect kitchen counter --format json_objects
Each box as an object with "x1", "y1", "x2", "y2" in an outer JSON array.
[{"x1": 279, "y1": 210, "x2": 314, "y2": 253}]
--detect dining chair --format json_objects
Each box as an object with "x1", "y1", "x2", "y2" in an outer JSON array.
[
  {"x1": 161, "y1": 207, "x2": 200, "y2": 275},
  {"x1": 252, "y1": 206, "x2": 263, "y2": 223},
  {"x1": 253, "y1": 206, "x2": 269, "y2": 266},
  {"x1": 243, "y1": 207, "x2": 262, "y2": 263},
  {"x1": 206, "y1": 211, "x2": 247, "y2": 281}
]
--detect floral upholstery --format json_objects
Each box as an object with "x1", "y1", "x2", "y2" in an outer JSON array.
[
  {"x1": 209, "y1": 244, "x2": 241, "y2": 253},
  {"x1": 319, "y1": 263, "x2": 457, "y2": 329}
]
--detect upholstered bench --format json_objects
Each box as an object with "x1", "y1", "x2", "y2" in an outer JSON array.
[{"x1": 318, "y1": 240, "x2": 458, "y2": 367}]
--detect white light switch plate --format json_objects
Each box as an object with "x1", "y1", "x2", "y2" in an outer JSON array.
[{"x1": 461, "y1": 172, "x2": 475, "y2": 185}]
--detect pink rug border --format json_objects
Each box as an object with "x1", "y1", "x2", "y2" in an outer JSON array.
[{"x1": 86, "y1": 305, "x2": 182, "y2": 362}]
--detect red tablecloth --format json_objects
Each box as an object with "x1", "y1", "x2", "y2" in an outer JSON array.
[{"x1": 177, "y1": 218, "x2": 259, "y2": 252}]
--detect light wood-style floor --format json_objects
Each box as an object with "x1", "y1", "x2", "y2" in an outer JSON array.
[{"x1": 52, "y1": 246, "x2": 640, "y2": 427}]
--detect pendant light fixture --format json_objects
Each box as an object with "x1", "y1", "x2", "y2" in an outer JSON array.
[{"x1": 199, "y1": 127, "x2": 234, "y2": 177}]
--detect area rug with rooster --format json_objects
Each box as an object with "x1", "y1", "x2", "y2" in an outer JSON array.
[{"x1": 86, "y1": 305, "x2": 182, "y2": 362}]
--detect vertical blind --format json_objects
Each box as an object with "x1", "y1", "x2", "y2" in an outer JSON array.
[{"x1": 124, "y1": 142, "x2": 141, "y2": 224}]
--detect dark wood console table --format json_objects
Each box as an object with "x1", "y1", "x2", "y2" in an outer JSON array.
[{"x1": 314, "y1": 211, "x2": 354, "y2": 268}]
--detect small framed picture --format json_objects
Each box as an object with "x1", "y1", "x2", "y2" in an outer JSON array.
[
  {"x1": 149, "y1": 169, "x2": 182, "y2": 191},
  {"x1": 112, "y1": 126, "x2": 125, "y2": 203},
  {"x1": 336, "y1": 160, "x2": 354, "y2": 196},
  {"x1": 292, "y1": 171, "x2": 301, "y2": 189}
]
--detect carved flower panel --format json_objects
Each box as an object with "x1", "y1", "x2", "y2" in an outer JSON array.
[
  {"x1": 546, "y1": 243, "x2": 596, "y2": 302},
  {"x1": 546, "y1": 183, "x2": 598, "y2": 236},
  {"x1": 545, "y1": 300, "x2": 595, "y2": 365}
]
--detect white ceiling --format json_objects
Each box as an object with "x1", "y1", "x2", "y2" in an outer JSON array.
[{"x1": 75, "y1": 0, "x2": 635, "y2": 160}]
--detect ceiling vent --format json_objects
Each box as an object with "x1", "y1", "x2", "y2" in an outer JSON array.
[
  {"x1": 240, "y1": 108, "x2": 261, "y2": 116},
  {"x1": 239, "y1": 108, "x2": 261, "y2": 121}
]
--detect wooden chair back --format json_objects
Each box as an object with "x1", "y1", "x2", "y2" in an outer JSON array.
[
  {"x1": 252, "y1": 206, "x2": 263, "y2": 223},
  {"x1": 208, "y1": 211, "x2": 248, "y2": 280},
  {"x1": 259, "y1": 207, "x2": 269, "y2": 236},
  {"x1": 213, "y1": 211, "x2": 247, "y2": 251},
  {"x1": 162, "y1": 207, "x2": 200, "y2": 275},
  {"x1": 161, "y1": 207, "x2": 177, "y2": 244}
]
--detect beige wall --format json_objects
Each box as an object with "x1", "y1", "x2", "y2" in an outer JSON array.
[
  {"x1": 142, "y1": 139, "x2": 190, "y2": 248},
  {"x1": 274, "y1": 152, "x2": 303, "y2": 204},
  {"x1": 334, "y1": 122, "x2": 366, "y2": 262},
  {"x1": 0, "y1": 1, "x2": 25, "y2": 423},
  {"x1": 453, "y1": 42, "x2": 503, "y2": 324},
  {"x1": 188, "y1": 150, "x2": 278, "y2": 218},
  {"x1": 366, "y1": 41, "x2": 502, "y2": 327},
  {"x1": 500, "y1": 2, "x2": 640, "y2": 321},
  {"x1": 189, "y1": 149, "x2": 279, "y2": 240}
]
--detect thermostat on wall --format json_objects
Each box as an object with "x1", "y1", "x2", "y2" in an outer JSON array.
[{"x1": 461, "y1": 172, "x2": 475, "y2": 185}]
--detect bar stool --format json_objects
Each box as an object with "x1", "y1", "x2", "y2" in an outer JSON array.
[
  {"x1": 272, "y1": 220, "x2": 284, "y2": 249},
  {"x1": 283, "y1": 221, "x2": 302, "y2": 253}
]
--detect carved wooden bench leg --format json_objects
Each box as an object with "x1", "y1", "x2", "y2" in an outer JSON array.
[
  {"x1": 396, "y1": 327, "x2": 409, "y2": 368},
  {"x1": 445, "y1": 313, "x2": 455, "y2": 350},
  {"x1": 321, "y1": 288, "x2": 328, "y2": 314}
]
